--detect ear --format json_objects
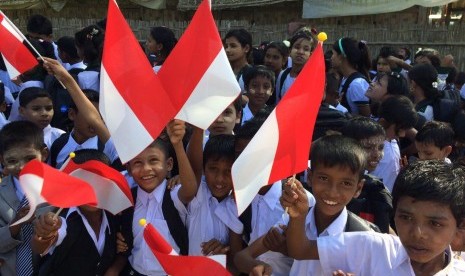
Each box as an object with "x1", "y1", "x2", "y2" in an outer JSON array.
[
  {"x1": 235, "y1": 110, "x2": 242, "y2": 124},
  {"x1": 166, "y1": 156, "x2": 174, "y2": 172},
  {"x1": 68, "y1": 108, "x2": 76, "y2": 121},
  {"x1": 41, "y1": 147, "x2": 49, "y2": 162},
  {"x1": 443, "y1": 145, "x2": 453, "y2": 157},
  {"x1": 243, "y1": 44, "x2": 251, "y2": 54},
  {"x1": 353, "y1": 178, "x2": 365, "y2": 199},
  {"x1": 307, "y1": 169, "x2": 313, "y2": 188},
  {"x1": 19, "y1": 106, "x2": 25, "y2": 117}
]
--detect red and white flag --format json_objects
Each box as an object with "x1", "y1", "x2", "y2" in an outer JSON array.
[
  {"x1": 61, "y1": 158, "x2": 133, "y2": 214},
  {"x1": 158, "y1": 0, "x2": 240, "y2": 130},
  {"x1": 231, "y1": 41, "x2": 325, "y2": 215},
  {"x1": 0, "y1": 11, "x2": 38, "y2": 79},
  {"x1": 100, "y1": 0, "x2": 177, "y2": 163},
  {"x1": 140, "y1": 219, "x2": 230, "y2": 276},
  {"x1": 12, "y1": 160, "x2": 98, "y2": 226}
]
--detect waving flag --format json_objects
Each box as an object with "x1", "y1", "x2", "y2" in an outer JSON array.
[
  {"x1": 140, "y1": 219, "x2": 230, "y2": 276},
  {"x1": 158, "y1": 0, "x2": 240, "y2": 130},
  {"x1": 62, "y1": 158, "x2": 133, "y2": 214},
  {"x1": 12, "y1": 160, "x2": 97, "y2": 226},
  {"x1": 0, "y1": 11, "x2": 38, "y2": 79},
  {"x1": 231, "y1": 35, "x2": 327, "y2": 215},
  {"x1": 100, "y1": 0, "x2": 176, "y2": 163}
]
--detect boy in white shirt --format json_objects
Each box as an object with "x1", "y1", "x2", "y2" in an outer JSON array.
[
  {"x1": 415, "y1": 121, "x2": 453, "y2": 163},
  {"x1": 283, "y1": 160, "x2": 465, "y2": 275}
]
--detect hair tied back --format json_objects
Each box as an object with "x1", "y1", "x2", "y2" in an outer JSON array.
[{"x1": 86, "y1": 28, "x2": 99, "y2": 40}]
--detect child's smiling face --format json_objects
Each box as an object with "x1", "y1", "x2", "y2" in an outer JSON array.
[{"x1": 395, "y1": 196, "x2": 459, "y2": 272}]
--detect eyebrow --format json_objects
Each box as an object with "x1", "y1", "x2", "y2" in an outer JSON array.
[{"x1": 397, "y1": 208, "x2": 450, "y2": 221}]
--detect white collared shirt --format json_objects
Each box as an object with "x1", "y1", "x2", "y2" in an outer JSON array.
[
  {"x1": 0, "y1": 112, "x2": 9, "y2": 130},
  {"x1": 55, "y1": 133, "x2": 119, "y2": 168},
  {"x1": 290, "y1": 207, "x2": 348, "y2": 276},
  {"x1": 53, "y1": 207, "x2": 110, "y2": 256},
  {"x1": 9, "y1": 80, "x2": 44, "y2": 121},
  {"x1": 129, "y1": 181, "x2": 184, "y2": 275},
  {"x1": 77, "y1": 71, "x2": 100, "y2": 92},
  {"x1": 43, "y1": 124, "x2": 65, "y2": 150},
  {"x1": 371, "y1": 139, "x2": 400, "y2": 192},
  {"x1": 179, "y1": 180, "x2": 229, "y2": 256},
  {"x1": 68, "y1": 61, "x2": 87, "y2": 71},
  {"x1": 317, "y1": 232, "x2": 465, "y2": 275},
  {"x1": 241, "y1": 104, "x2": 254, "y2": 126}
]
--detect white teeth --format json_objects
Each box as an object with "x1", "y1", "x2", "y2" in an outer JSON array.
[
  {"x1": 323, "y1": 199, "x2": 338, "y2": 206},
  {"x1": 142, "y1": 176, "x2": 154, "y2": 180},
  {"x1": 215, "y1": 185, "x2": 223, "y2": 189}
]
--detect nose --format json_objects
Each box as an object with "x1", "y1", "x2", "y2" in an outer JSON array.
[
  {"x1": 411, "y1": 223, "x2": 428, "y2": 240},
  {"x1": 215, "y1": 115, "x2": 225, "y2": 123}
]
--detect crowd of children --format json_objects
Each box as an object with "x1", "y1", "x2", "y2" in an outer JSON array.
[{"x1": 0, "y1": 13, "x2": 464, "y2": 276}]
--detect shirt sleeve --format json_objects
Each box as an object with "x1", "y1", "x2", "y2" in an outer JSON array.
[
  {"x1": 103, "y1": 138, "x2": 120, "y2": 162},
  {"x1": 346, "y1": 79, "x2": 370, "y2": 106},
  {"x1": 170, "y1": 185, "x2": 188, "y2": 225},
  {"x1": 215, "y1": 197, "x2": 243, "y2": 234}
]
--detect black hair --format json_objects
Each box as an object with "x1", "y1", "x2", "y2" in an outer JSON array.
[
  {"x1": 0, "y1": 121, "x2": 44, "y2": 154},
  {"x1": 446, "y1": 67, "x2": 457, "y2": 85},
  {"x1": 57, "y1": 36, "x2": 79, "y2": 60},
  {"x1": 378, "y1": 95, "x2": 418, "y2": 131},
  {"x1": 252, "y1": 47, "x2": 265, "y2": 66},
  {"x1": 398, "y1": 47, "x2": 411, "y2": 60},
  {"x1": 310, "y1": 135, "x2": 367, "y2": 179},
  {"x1": 203, "y1": 134, "x2": 235, "y2": 168},
  {"x1": 264, "y1": 41, "x2": 289, "y2": 65},
  {"x1": 332, "y1": 37, "x2": 371, "y2": 80},
  {"x1": 224, "y1": 29, "x2": 253, "y2": 61},
  {"x1": 414, "y1": 50, "x2": 441, "y2": 68},
  {"x1": 392, "y1": 160, "x2": 465, "y2": 225},
  {"x1": 342, "y1": 117, "x2": 386, "y2": 141},
  {"x1": 243, "y1": 65, "x2": 276, "y2": 92},
  {"x1": 149, "y1": 26, "x2": 177, "y2": 63},
  {"x1": 19, "y1": 87, "x2": 52, "y2": 107},
  {"x1": 75, "y1": 25, "x2": 104, "y2": 64},
  {"x1": 415, "y1": 121, "x2": 454, "y2": 149},
  {"x1": 455, "y1": 71, "x2": 465, "y2": 87},
  {"x1": 24, "y1": 38, "x2": 55, "y2": 59},
  {"x1": 235, "y1": 116, "x2": 266, "y2": 142},
  {"x1": 377, "y1": 46, "x2": 396, "y2": 59},
  {"x1": 72, "y1": 148, "x2": 111, "y2": 165},
  {"x1": 325, "y1": 71, "x2": 341, "y2": 97},
  {"x1": 289, "y1": 30, "x2": 315, "y2": 51},
  {"x1": 0, "y1": 82, "x2": 4, "y2": 105},
  {"x1": 376, "y1": 72, "x2": 409, "y2": 97},
  {"x1": 408, "y1": 63, "x2": 440, "y2": 101},
  {"x1": 27, "y1": 14, "x2": 52, "y2": 36},
  {"x1": 69, "y1": 89, "x2": 99, "y2": 112},
  {"x1": 231, "y1": 96, "x2": 242, "y2": 115}
]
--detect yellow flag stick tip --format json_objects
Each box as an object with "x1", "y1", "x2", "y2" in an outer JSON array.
[
  {"x1": 139, "y1": 218, "x2": 147, "y2": 227},
  {"x1": 69, "y1": 152, "x2": 76, "y2": 158},
  {"x1": 317, "y1": 32, "x2": 328, "y2": 42}
]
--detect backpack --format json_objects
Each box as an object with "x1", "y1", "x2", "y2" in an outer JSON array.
[
  {"x1": 278, "y1": 67, "x2": 292, "y2": 98},
  {"x1": 119, "y1": 186, "x2": 189, "y2": 255},
  {"x1": 340, "y1": 72, "x2": 367, "y2": 113},
  {"x1": 345, "y1": 211, "x2": 380, "y2": 232},
  {"x1": 50, "y1": 132, "x2": 105, "y2": 168},
  {"x1": 313, "y1": 103, "x2": 351, "y2": 142},
  {"x1": 45, "y1": 67, "x2": 84, "y2": 132},
  {"x1": 440, "y1": 84, "x2": 461, "y2": 107}
]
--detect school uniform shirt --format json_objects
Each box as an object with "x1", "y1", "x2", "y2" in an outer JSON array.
[
  {"x1": 241, "y1": 104, "x2": 254, "y2": 126},
  {"x1": 317, "y1": 232, "x2": 465, "y2": 275},
  {"x1": 417, "y1": 104, "x2": 434, "y2": 122},
  {"x1": 275, "y1": 71, "x2": 295, "y2": 104},
  {"x1": 177, "y1": 180, "x2": 230, "y2": 256},
  {"x1": 339, "y1": 77, "x2": 370, "y2": 115},
  {"x1": 329, "y1": 103, "x2": 349, "y2": 114},
  {"x1": 77, "y1": 71, "x2": 100, "y2": 92},
  {"x1": 9, "y1": 80, "x2": 45, "y2": 122},
  {"x1": 68, "y1": 61, "x2": 87, "y2": 71},
  {"x1": 371, "y1": 139, "x2": 400, "y2": 192},
  {"x1": 43, "y1": 124, "x2": 65, "y2": 150},
  {"x1": 460, "y1": 85, "x2": 465, "y2": 101},
  {"x1": 55, "y1": 133, "x2": 119, "y2": 168},
  {"x1": 0, "y1": 70, "x2": 20, "y2": 95},
  {"x1": 129, "y1": 182, "x2": 184, "y2": 275},
  {"x1": 52, "y1": 207, "x2": 110, "y2": 256},
  {"x1": 0, "y1": 112, "x2": 9, "y2": 130},
  {"x1": 290, "y1": 207, "x2": 348, "y2": 276}
]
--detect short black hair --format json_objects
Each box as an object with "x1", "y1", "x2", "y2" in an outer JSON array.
[
  {"x1": 310, "y1": 135, "x2": 367, "y2": 179},
  {"x1": 408, "y1": 63, "x2": 440, "y2": 101},
  {"x1": 149, "y1": 26, "x2": 177, "y2": 61},
  {"x1": 27, "y1": 14, "x2": 52, "y2": 36},
  {"x1": 224, "y1": 29, "x2": 253, "y2": 61},
  {"x1": 231, "y1": 96, "x2": 242, "y2": 115},
  {"x1": 72, "y1": 148, "x2": 111, "y2": 165},
  {"x1": 378, "y1": 95, "x2": 418, "y2": 131},
  {"x1": 19, "y1": 87, "x2": 52, "y2": 107},
  {"x1": 69, "y1": 89, "x2": 99, "y2": 112},
  {"x1": 341, "y1": 117, "x2": 385, "y2": 141},
  {"x1": 0, "y1": 121, "x2": 45, "y2": 154},
  {"x1": 75, "y1": 25, "x2": 104, "y2": 63},
  {"x1": 415, "y1": 121, "x2": 454, "y2": 149},
  {"x1": 235, "y1": 116, "x2": 266, "y2": 142},
  {"x1": 57, "y1": 36, "x2": 79, "y2": 59},
  {"x1": 243, "y1": 65, "x2": 276, "y2": 92},
  {"x1": 203, "y1": 134, "x2": 235, "y2": 168},
  {"x1": 392, "y1": 160, "x2": 465, "y2": 225}
]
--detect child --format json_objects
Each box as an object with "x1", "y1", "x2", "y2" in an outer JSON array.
[
  {"x1": 223, "y1": 29, "x2": 253, "y2": 91},
  {"x1": 31, "y1": 149, "x2": 121, "y2": 275},
  {"x1": 241, "y1": 66, "x2": 275, "y2": 125},
  {"x1": 323, "y1": 71, "x2": 348, "y2": 114},
  {"x1": 118, "y1": 120, "x2": 198, "y2": 275},
  {"x1": 0, "y1": 84, "x2": 9, "y2": 129},
  {"x1": 18, "y1": 87, "x2": 65, "y2": 151},
  {"x1": 145, "y1": 26, "x2": 177, "y2": 72},
  {"x1": 342, "y1": 117, "x2": 393, "y2": 233},
  {"x1": 0, "y1": 120, "x2": 52, "y2": 276},
  {"x1": 276, "y1": 30, "x2": 315, "y2": 103},
  {"x1": 263, "y1": 41, "x2": 289, "y2": 106},
  {"x1": 75, "y1": 25, "x2": 104, "y2": 92},
  {"x1": 283, "y1": 160, "x2": 465, "y2": 275},
  {"x1": 371, "y1": 95, "x2": 418, "y2": 192},
  {"x1": 415, "y1": 121, "x2": 454, "y2": 163},
  {"x1": 235, "y1": 135, "x2": 378, "y2": 275},
  {"x1": 331, "y1": 37, "x2": 371, "y2": 116}
]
